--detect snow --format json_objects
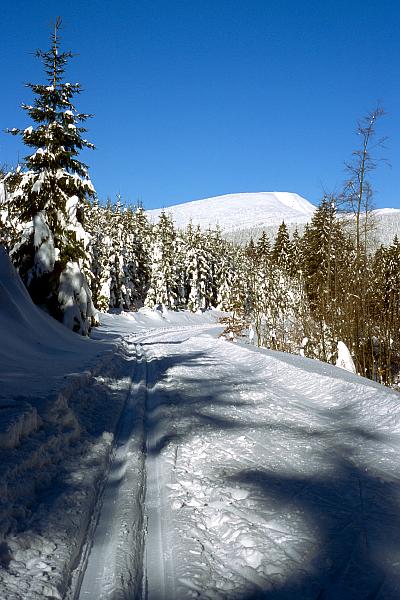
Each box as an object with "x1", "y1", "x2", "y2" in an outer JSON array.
[
  {"x1": 3, "y1": 249, "x2": 400, "y2": 598},
  {"x1": 336, "y1": 340, "x2": 357, "y2": 373},
  {"x1": 0, "y1": 248, "x2": 118, "y2": 598},
  {"x1": 0, "y1": 247, "x2": 96, "y2": 396},
  {"x1": 373, "y1": 207, "x2": 400, "y2": 216},
  {"x1": 135, "y1": 331, "x2": 400, "y2": 599},
  {"x1": 32, "y1": 212, "x2": 55, "y2": 275},
  {"x1": 147, "y1": 192, "x2": 316, "y2": 233},
  {"x1": 0, "y1": 181, "x2": 5, "y2": 205},
  {"x1": 31, "y1": 177, "x2": 43, "y2": 194},
  {"x1": 58, "y1": 261, "x2": 96, "y2": 334},
  {"x1": 146, "y1": 192, "x2": 400, "y2": 248}
]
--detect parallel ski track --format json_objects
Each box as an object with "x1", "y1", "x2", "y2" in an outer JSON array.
[
  {"x1": 142, "y1": 335, "x2": 179, "y2": 600},
  {"x1": 74, "y1": 337, "x2": 149, "y2": 600},
  {"x1": 72, "y1": 325, "x2": 214, "y2": 600}
]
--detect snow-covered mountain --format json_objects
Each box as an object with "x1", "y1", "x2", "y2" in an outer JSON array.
[
  {"x1": 146, "y1": 192, "x2": 316, "y2": 232},
  {"x1": 373, "y1": 207, "x2": 400, "y2": 217},
  {"x1": 147, "y1": 192, "x2": 400, "y2": 247}
]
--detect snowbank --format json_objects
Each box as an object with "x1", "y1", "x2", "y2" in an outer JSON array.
[
  {"x1": 0, "y1": 246, "x2": 100, "y2": 397},
  {"x1": 0, "y1": 248, "x2": 133, "y2": 598}
]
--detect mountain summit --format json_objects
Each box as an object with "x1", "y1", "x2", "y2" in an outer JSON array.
[{"x1": 146, "y1": 192, "x2": 316, "y2": 232}]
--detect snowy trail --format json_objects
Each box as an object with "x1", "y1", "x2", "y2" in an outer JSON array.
[
  {"x1": 76, "y1": 342, "x2": 148, "y2": 600},
  {"x1": 76, "y1": 324, "x2": 400, "y2": 599},
  {"x1": 144, "y1": 345, "x2": 175, "y2": 600}
]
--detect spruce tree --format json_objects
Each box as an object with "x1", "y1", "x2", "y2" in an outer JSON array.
[
  {"x1": 145, "y1": 211, "x2": 178, "y2": 309},
  {"x1": 272, "y1": 221, "x2": 293, "y2": 272},
  {"x1": 302, "y1": 196, "x2": 350, "y2": 362},
  {"x1": 290, "y1": 228, "x2": 303, "y2": 278},
  {"x1": 204, "y1": 226, "x2": 226, "y2": 307},
  {"x1": 130, "y1": 205, "x2": 152, "y2": 306},
  {"x1": 184, "y1": 224, "x2": 210, "y2": 312},
  {"x1": 85, "y1": 198, "x2": 113, "y2": 311},
  {"x1": 369, "y1": 237, "x2": 400, "y2": 384},
  {"x1": 256, "y1": 231, "x2": 271, "y2": 264},
  {"x1": 4, "y1": 19, "x2": 96, "y2": 334}
]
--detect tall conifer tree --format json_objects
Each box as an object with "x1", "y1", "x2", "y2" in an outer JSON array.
[
  {"x1": 4, "y1": 18, "x2": 96, "y2": 333},
  {"x1": 272, "y1": 222, "x2": 293, "y2": 272}
]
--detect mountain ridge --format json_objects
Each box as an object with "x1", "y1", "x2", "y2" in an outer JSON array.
[{"x1": 146, "y1": 192, "x2": 316, "y2": 233}]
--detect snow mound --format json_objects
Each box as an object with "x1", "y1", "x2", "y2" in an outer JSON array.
[
  {"x1": 0, "y1": 247, "x2": 137, "y2": 598},
  {"x1": 146, "y1": 192, "x2": 316, "y2": 232},
  {"x1": 336, "y1": 341, "x2": 356, "y2": 373},
  {"x1": 0, "y1": 246, "x2": 97, "y2": 398}
]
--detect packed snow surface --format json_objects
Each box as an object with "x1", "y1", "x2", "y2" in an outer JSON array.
[
  {"x1": 146, "y1": 192, "x2": 316, "y2": 232},
  {"x1": 2, "y1": 250, "x2": 400, "y2": 598}
]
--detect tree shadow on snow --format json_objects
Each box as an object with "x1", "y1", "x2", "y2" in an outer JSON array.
[
  {"x1": 133, "y1": 342, "x2": 400, "y2": 598},
  {"x1": 7, "y1": 336, "x2": 400, "y2": 600},
  {"x1": 225, "y1": 428, "x2": 400, "y2": 599}
]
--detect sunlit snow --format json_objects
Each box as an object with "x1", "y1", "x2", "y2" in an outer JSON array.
[
  {"x1": 2, "y1": 249, "x2": 400, "y2": 599},
  {"x1": 147, "y1": 192, "x2": 316, "y2": 232}
]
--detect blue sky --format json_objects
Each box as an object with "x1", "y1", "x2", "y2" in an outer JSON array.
[{"x1": 1, "y1": 0, "x2": 399, "y2": 209}]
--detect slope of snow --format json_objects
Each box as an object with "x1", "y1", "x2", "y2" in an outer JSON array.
[
  {"x1": 0, "y1": 247, "x2": 101, "y2": 398},
  {"x1": 372, "y1": 207, "x2": 400, "y2": 216},
  {"x1": 147, "y1": 192, "x2": 316, "y2": 232},
  {"x1": 147, "y1": 193, "x2": 400, "y2": 247},
  {"x1": 0, "y1": 248, "x2": 127, "y2": 598}
]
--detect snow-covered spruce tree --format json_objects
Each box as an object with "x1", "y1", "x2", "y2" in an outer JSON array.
[
  {"x1": 250, "y1": 233, "x2": 272, "y2": 346},
  {"x1": 200, "y1": 225, "x2": 231, "y2": 309},
  {"x1": 203, "y1": 226, "x2": 224, "y2": 308},
  {"x1": 184, "y1": 223, "x2": 211, "y2": 312},
  {"x1": 85, "y1": 198, "x2": 114, "y2": 311},
  {"x1": 216, "y1": 243, "x2": 239, "y2": 312},
  {"x1": 0, "y1": 164, "x2": 26, "y2": 252},
  {"x1": 108, "y1": 197, "x2": 128, "y2": 310},
  {"x1": 0, "y1": 170, "x2": 13, "y2": 250},
  {"x1": 145, "y1": 211, "x2": 178, "y2": 309},
  {"x1": 4, "y1": 19, "x2": 97, "y2": 334},
  {"x1": 272, "y1": 221, "x2": 294, "y2": 273},
  {"x1": 110, "y1": 198, "x2": 151, "y2": 311},
  {"x1": 174, "y1": 230, "x2": 188, "y2": 308},
  {"x1": 86, "y1": 199, "x2": 152, "y2": 312},
  {"x1": 128, "y1": 204, "x2": 152, "y2": 307},
  {"x1": 301, "y1": 197, "x2": 345, "y2": 361},
  {"x1": 290, "y1": 228, "x2": 303, "y2": 278},
  {"x1": 256, "y1": 230, "x2": 271, "y2": 262}
]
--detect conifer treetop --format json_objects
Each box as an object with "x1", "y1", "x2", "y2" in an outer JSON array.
[{"x1": 8, "y1": 17, "x2": 94, "y2": 181}]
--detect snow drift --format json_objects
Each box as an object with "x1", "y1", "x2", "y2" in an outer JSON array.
[
  {"x1": 0, "y1": 247, "x2": 129, "y2": 598},
  {"x1": 0, "y1": 246, "x2": 99, "y2": 397}
]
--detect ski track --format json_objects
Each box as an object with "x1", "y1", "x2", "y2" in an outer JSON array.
[{"x1": 75, "y1": 324, "x2": 400, "y2": 599}]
